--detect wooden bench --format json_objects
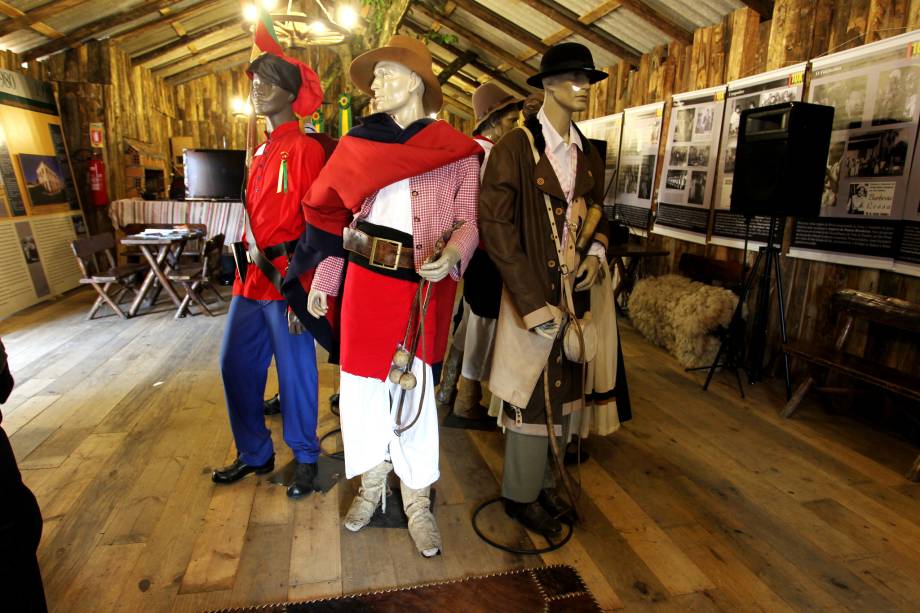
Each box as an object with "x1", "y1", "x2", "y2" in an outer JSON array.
[{"x1": 782, "y1": 289, "x2": 920, "y2": 480}]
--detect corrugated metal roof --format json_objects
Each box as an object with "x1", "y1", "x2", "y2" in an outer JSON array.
[{"x1": 0, "y1": 0, "x2": 745, "y2": 88}]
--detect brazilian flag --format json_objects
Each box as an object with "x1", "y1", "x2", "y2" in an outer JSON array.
[{"x1": 311, "y1": 110, "x2": 324, "y2": 133}]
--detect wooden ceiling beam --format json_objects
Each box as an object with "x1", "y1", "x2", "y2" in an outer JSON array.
[
  {"x1": 155, "y1": 37, "x2": 251, "y2": 79},
  {"x1": 517, "y1": 0, "x2": 641, "y2": 66},
  {"x1": 401, "y1": 19, "x2": 531, "y2": 96},
  {"x1": 411, "y1": 3, "x2": 536, "y2": 77},
  {"x1": 112, "y1": 0, "x2": 226, "y2": 41},
  {"x1": 146, "y1": 32, "x2": 249, "y2": 72},
  {"x1": 0, "y1": 0, "x2": 88, "y2": 37},
  {"x1": 132, "y1": 16, "x2": 240, "y2": 65},
  {"x1": 167, "y1": 48, "x2": 252, "y2": 86},
  {"x1": 436, "y1": 49, "x2": 476, "y2": 85},
  {"x1": 449, "y1": 0, "x2": 548, "y2": 54},
  {"x1": 431, "y1": 56, "x2": 481, "y2": 90},
  {"x1": 616, "y1": 0, "x2": 692, "y2": 44},
  {"x1": 23, "y1": 0, "x2": 187, "y2": 61},
  {"x1": 738, "y1": 0, "x2": 774, "y2": 19}
]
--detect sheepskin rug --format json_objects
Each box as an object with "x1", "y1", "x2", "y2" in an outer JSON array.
[{"x1": 628, "y1": 274, "x2": 739, "y2": 368}]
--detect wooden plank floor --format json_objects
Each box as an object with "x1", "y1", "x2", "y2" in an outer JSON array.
[{"x1": 3, "y1": 287, "x2": 920, "y2": 612}]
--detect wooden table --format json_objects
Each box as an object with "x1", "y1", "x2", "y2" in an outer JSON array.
[
  {"x1": 121, "y1": 229, "x2": 203, "y2": 317},
  {"x1": 608, "y1": 246, "x2": 670, "y2": 312}
]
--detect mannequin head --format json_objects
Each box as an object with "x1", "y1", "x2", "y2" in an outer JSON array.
[
  {"x1": 350, "y1": 35, "x2": 444, "y2": 124},
  {"x1": 479, "y1": 106, "x2": 520, "y2": 141},
  {"x1": 370, "y1": 60, "x2": 427, "y2": 127},
  {"x1": 250, "y1": 73, "x2": 296, "y2": 130},
  {"x1": 246, "y1": 52, "x2": 323, "y2": 132},
  {"x1": 543, "y1": 71, "x2": 591, "y2": 114}
]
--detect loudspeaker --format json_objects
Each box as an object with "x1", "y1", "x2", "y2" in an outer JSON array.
[{"x1": 730, "y1": 102, "x2": 834, "y2": 218}]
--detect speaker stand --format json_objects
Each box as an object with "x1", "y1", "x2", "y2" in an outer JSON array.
[{"x1": 697, "y1": 216, "x2": 792, "y2": 400}]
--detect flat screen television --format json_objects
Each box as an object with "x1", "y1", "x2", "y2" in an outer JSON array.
[{"x1": 183, "y1": 149, "x2": 246, "y2": 201}]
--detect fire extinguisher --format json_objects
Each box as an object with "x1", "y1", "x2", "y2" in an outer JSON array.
[{"x1": 88, "y1": 153, "x2": 109, "y2": 207}]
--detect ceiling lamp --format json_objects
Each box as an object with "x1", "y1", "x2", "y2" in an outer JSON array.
[{"x1": 243, "y1": 0, "x2": 354, "y2": 48}]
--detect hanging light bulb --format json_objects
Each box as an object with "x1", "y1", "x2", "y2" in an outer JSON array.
[
  {"x1": 242, "y1": 3, "x2": 259, "y2": 22},
  {"x1": 336, "y1": 5, "x2": 359, "y2": 30},
  {"x1": 261, "y1": 0, "x2": 278, "y2": 9}
]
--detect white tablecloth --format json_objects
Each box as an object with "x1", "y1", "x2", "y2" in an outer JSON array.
[{"x1": 109, "y1": 199, "x2": 245, "y2": 243}]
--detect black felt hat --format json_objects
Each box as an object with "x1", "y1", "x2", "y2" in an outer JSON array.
[{"x1": 527, "y1": 42, "x2": 608, "y2": 88}]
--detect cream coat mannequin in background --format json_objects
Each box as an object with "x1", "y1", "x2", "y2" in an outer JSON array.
[
  {"x1": 438, "y1": 82, "x2": 521, "y2": 423},
  {"x1": 302, "y1": 36, "x2": 481, "y2": 557}
]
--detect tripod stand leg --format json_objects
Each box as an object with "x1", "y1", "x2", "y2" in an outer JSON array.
[
  {"x1": 734, "y1": 367, "x2": 746, "y2": 399},
  {"x1": 702, "y1": 339, "x2": 726, "y2": 391},
  {"x1": 772, "y1": 250, "x2": 793, "y2": 401}
]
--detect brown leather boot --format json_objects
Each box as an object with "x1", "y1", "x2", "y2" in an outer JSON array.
[{"x1": 453, "y1": 375, "x2": 490, "y2": 420}]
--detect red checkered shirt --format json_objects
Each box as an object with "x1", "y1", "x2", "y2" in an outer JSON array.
[{"x1": 312, "y1": 154, "x2": 480, "y2": 296}]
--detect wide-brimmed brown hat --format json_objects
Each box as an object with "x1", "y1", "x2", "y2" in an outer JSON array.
[
  {"x1": 472, "y1": 83, "x2": 522, "y2": 132},
  {"x1": 350, "y1": 35, "x2": 443, "y2": 114}
]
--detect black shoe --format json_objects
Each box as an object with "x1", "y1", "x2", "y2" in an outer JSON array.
[
  {"x1": 264, "y1": 394, "x2": 281, "y2": 416},
  {"x1": 538, "y1": 488, "x2": 578, "y2": 524},
  {"x1": 212, "y1": 455, "x2": 274, "y2": 484},
  {"x1": 564, "y1": 445, "x2": 589, "y2": 466},
  {"x1": 286, "y1": 461, "x2": 318, "y2": 499},
  {"x1": 503, "y1": 498, "x2": 563, "y2": 538}
]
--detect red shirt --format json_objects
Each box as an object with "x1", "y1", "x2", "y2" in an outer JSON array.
[{"x1": 233, "y1": 120, "x2": 326, "y2": 300}]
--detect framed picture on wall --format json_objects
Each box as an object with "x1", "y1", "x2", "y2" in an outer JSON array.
[{"x1": 17, "y1": 153, "x2": 68, "y2": 206}]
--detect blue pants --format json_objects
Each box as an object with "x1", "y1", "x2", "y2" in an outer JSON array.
[{"x1": 220, "y1": 296, "x2": 319, "y2": 465}]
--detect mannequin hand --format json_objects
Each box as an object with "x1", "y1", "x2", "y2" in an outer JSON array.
[
  {"x1": 534, "y1": 320, "x2": 560, "y2": 340},
  {"x1": 575, "y1": 255, "x2": 601, "y2": 291},
  {"x1": 419, "y1": 245, "x2": 460, "y2": 282},
  {"x1": 307, "y1": 289, "x2": 328, "y2": 318},
  {"x1": 287, "y1": 308, "x2": 306, "y2": 335}
]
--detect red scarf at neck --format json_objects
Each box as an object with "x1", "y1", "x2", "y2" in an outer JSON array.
[{"x1": 302, "y1": 120, "x2": 481, "y2": 235}]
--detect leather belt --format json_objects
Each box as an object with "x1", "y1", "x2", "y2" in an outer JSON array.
[
  {"x1": 261, "y1": 239, "x2": 298, "y2": 261},
  {"x1": 343, "y1": 227, "x2": 414, "y2": 271}
]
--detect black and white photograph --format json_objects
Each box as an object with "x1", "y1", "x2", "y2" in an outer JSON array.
[
  {"x1": 670, "y1": 146, "x2": 688, "y2": 166},
  {"x1": 842, "y1": 128, "x2": 911, "y2": 178},
  {"x1": 845, "y1": 181, "x2": 894, "y2": 216},
  {"x1": 759, "y1": 88, "x2": 797, "y2": 107},
  {"x1": 673, "y1": 108, "x2": 695, "y2": 142},
  {"x1": 688, "y1": 171, "x2": 707, "y2": 205},
  {"x1": 665, "y1": 169, "x2": 688, "y2": 190},
  {"x1": 811, "y1": 75, "x2": 868, "y2": 130},
  {"x1": 822, "y1": 141, "x2": 845, "y2": 208},
  {"x1": 693, "y1": 106, "x2": 714, "y2": 139},
  {"x1": 728, "y1": 96, "x2": 758, "y2": 136},
  {"x1": 618, "y1": 164, "x2": 639, "y2": 194},
  {"x1": 638, "y1": 155, "x2": 655, "y2": 199},
  {"x1": 723, "y1": 146, "x2": 737, "y2": 173},
  {"x1": 872, "y1": 65, "x2": 920, "y2": 126},
  {"x1": 21, "y1": 235, "x2": 40, "y2": 263},
  {"x1": 688, "y1": 145, "x2": 710, "y2": 167}
]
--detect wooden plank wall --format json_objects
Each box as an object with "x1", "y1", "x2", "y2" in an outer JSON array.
[{"x1": 580, "y1": 0, "x2": 920, "y2": 381}]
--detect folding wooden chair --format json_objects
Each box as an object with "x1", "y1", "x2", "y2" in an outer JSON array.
[
  {"x1": 168, "y1": 233, "x2": 226, "y2": 319},
  {"x1": 71, "y1": 233, "x2": 149, "y2": 319}
]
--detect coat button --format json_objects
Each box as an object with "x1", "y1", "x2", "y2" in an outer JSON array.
[
  {"x1": 555, "y1": 207, "x2": 564, "y2": 215},
  {"x1": 411, "y1": 190, "x2": 419, "y2": 197},
  {"x1": 556, "y1": 355, "x2": 562, "y2": 364},
  {"x1": 554, "y1": 380, "x2": 562, "y2": 388},
  {"x1": 537, "y1": 177, "x2": 545, "y2": 186},
  {"x1": 548, "y1": 260, "x2": 556, "y2": 268},
  {"x1": 588, "y1": 170, "x2": 593, "y2": 177},
  {"x1": 413, "y1": 216, "x2": 420, "y2": 222}
]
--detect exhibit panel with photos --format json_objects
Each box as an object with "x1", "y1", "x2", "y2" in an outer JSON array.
[
  {"x1": 614, "y1": 101, "x2": 664, "y2": 231},
  {"x1": 576, "y1": 112, "x2": 623, "y2": 221},
  {"x1": 654, "y1": 85, "x2": 727, "y2": 244},
  {"x1": 897, "y1": 129, "x2": 920, "y2": 275},
  {"x1": 0, "y1": 68, "x2": 87, "y2": 319},
  {"x1": 710, "y1": 63, "x2": 806, "y2": 249},
  {"x1": 790, "y1": 31, "x2": 920, "y2": 270}
]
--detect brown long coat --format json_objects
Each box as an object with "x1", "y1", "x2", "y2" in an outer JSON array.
[{"x1": 479, "y1": 114, "x2": 611, "y2": 435}]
